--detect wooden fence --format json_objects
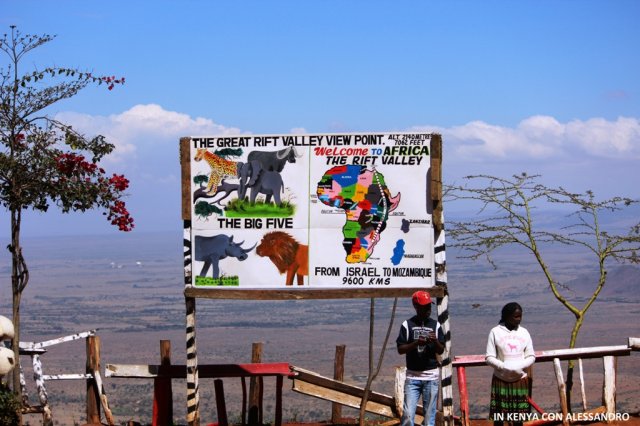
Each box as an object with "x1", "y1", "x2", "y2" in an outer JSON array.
[
  {"x1": 14, "y1": 334, "x2": 640, "y2": 425},
  {"x1": 453, "y1": 337, "x2": 640, "y2": 426},
  {"x1": 18, "y1": 330, "x2": 114, "y2": 426}
]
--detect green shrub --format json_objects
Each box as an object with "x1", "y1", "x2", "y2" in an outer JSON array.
[{"x1": 0, "y1": 383, "x2": 20, "y2": 425}]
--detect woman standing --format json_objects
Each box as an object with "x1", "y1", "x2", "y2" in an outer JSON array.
[{"x1": 486, "y1": 302, "x2": 535, "y2": 425}]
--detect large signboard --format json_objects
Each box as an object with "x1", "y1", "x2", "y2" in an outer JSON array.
[{"x1": 186, "y1": 133, "x2": 435, "y2": 290}]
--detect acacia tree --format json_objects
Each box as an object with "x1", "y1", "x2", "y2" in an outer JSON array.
[
  {"x1": 0, "y1": 26, "x2": 134, "y2": 410},
  {"x1": 446, "y1": 173, "x2": 639, "y2": 406}
]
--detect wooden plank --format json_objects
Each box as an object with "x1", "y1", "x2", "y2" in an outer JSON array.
[
  {"x1": 93, "y1": 369, "x2": 115, "y2": 426},
  {"x1": 185, "y1": 287, "x2": 444, "y2": 300},
  {"x1": 293, "y1": 367, "x2": 396, "y2": 407},
  {"x1": 105, "y1": 362, "x2": 293, "y2": 379},
  {"x1": 32, "y1": 330, "x2": 96, "y2": 349},
  {"x1": 41, "y1": 374, "x2": 92, "y2": 380},
  {"x1": 292, "y1": 379, "x2": 395, "y2": 418},
  {"x1": 180, "y1": 137, "x2": 192, "y2": 221},
  {"x1": 628, "y1": 337, "x2": 640, "y2": 350},
  {"x1": 453, "y1": 345, "x2": 631, "y2": 367},
  {"x1": 17, "y1": 344, "x2": 47, "y2": 355}
]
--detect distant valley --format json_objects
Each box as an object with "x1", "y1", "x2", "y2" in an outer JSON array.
[{"x1": 0, "y1": 231, "x2": 638, "y2": 424}]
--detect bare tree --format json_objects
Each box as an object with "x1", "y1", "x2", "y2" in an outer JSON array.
[{"x1": 446, "y1": 173, "x2": 640, "y2": 405}]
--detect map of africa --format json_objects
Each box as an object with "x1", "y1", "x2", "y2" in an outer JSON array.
[{"x1": 316, "y1": 165, "x2": 401, "y2": 263}]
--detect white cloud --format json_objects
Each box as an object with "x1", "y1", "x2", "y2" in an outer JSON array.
[
  {"x1": 411, "y1": 116, "x2": 640, "y2": 161},
  {"x1": 55, "y1": 104, "x2": 244, "y2": 164}
]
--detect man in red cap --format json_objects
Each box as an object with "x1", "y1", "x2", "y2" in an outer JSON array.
[{"x1": 396, "y1": 290, "x2": 445, "y2": 426}]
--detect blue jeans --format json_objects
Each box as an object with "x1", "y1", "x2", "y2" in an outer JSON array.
[{"x1": 402, "y1": 378, "x2": 439, "y2": 426}]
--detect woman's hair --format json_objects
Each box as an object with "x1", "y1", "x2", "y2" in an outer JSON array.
[{"x1": 500, "y1": 302, "x2": 523, "y2": 323}]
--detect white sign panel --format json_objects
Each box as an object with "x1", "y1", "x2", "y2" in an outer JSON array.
[{"x1": 188, "y1": 133, "x2": 435, "y2": 289}]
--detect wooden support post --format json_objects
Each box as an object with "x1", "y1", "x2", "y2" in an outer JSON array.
[
  {"x1": 602, "y1": 356, "x2": 616, "y2": 420},
  {"x1": 248, "y1": 342, "x2": 263, "y2": 425},
  {"x1": 214, "y1": 379, "x2": 228, "y2": 426},
  {"x1": 153, "y1": 340, "x2": 173, "y2": 426},
  {"x1": 241, "y1": 377, "x2": 247, "y2": 426},
  {"x1": 552, "y1": 358, "x2": 569, "y2": 426},
  {"x1": 275, "y1": 375, "x2": 284, "y2": 426},
  {"x1": 32, "y1": 354, "x2": 53, "y2": 426},
  {"x1": 185, "y1": 296, "x2": 200, "y2": 426},
  {"x1": 578, "y1": 358, "x2": 587, "y2": 411},
  {"x1": 332, "y1": 344, "x2": 346, "y2": 424},
  {"x1": 394, "y1": 366, "x2": 406, "y2": 418},
  {"x1": 456, "y1": 366, "x2": 469, "y2": 426},
  {"x1": 86, "y1": 336, "x2": 101, "y2": 425}
]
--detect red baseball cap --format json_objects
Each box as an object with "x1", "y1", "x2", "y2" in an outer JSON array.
[{"x1": 412, "y1": 291, "x2": 432, "y2": 306}]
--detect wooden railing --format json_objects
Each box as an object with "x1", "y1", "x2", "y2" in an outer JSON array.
[
  {"x1": 106, "y1": 351, "x2": 295, "y2": 426},
  {"x1": 18, "y1": 331, "x2": 114, "y2": 426},
  {"x1": 452, "y1": 337, "x2": 640, "y2": 426}
]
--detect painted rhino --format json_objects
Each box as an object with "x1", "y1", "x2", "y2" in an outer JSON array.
[{"x1": 194, "y1": 234, "x2": 257, "y2": 278}]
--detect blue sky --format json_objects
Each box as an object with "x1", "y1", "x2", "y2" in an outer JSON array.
[{"x1": 2, "y1": 1, "x2": 639, "y2": 237}]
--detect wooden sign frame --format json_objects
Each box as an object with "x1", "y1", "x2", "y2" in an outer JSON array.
[{"x1": 179, "y1": 134, "x2": 451, "y2": 426}]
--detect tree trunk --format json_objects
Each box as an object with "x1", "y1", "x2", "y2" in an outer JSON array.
[
  {"x1": 564, "y1": 314, "x2": 583, "y2": 412},
  {"x1": 10, "y1": 207, "x2": 25, "y2": 425}
]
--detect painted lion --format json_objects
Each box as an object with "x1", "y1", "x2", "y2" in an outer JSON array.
[{"x1": 256, "y1": 231, "x2": 308, "y2": 286}]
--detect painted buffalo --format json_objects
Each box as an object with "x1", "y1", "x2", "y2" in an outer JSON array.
[
  {"x1": 195, "y1": 234, "x2": 256, "y2": 278},
  {"x1": 256, "y1": 231, "x2": 308, "y2": 286},
  {"x1": 247, "y1": 147, "x2": 302, "y2": 173}
]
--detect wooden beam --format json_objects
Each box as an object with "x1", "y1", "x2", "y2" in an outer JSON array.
[
  {"x1": 105, "y1": 362, "x2": 293, "y2": 379},
  {"x1": 184, "y1": 287, "x2": 445, "y2": 300},
  {"x1": 628, "y1": 337, "x2": 640, "y2": 350},
  {"x1": 293, "y1": 379, "x2": 395, "y2": 418},
  {"x1": 453, "y1": 345, "x2": 631, "y2": 367},
  {"x1": 180, "y1": 137, "x2": 192, "y2": 221},
  {"x1": 430, "y1": 134, "x2": 443, "y2": 233},
  {"x1": 292, "y1": 366, "x2": 424, "y2": 419},
  {"x1": 41, "y1": 374, "x2": 92, "y2": 380}
]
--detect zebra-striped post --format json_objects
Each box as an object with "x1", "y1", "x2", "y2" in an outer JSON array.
[
  {"x1": 185, "y1": 296, "x2": 200, "y2": 426},
  {"x1": 184, "y1": 219, "x2": 200, "y2": 426},
  {"x1": 434, "y1": 228, "x2": 453, "y2": 425},
  {"x1": 430, "y1": 135, "x2": 453, "y2": 425},
  {"x1": 181, "y1": 139, "x2": 201, "y2": 425}
]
